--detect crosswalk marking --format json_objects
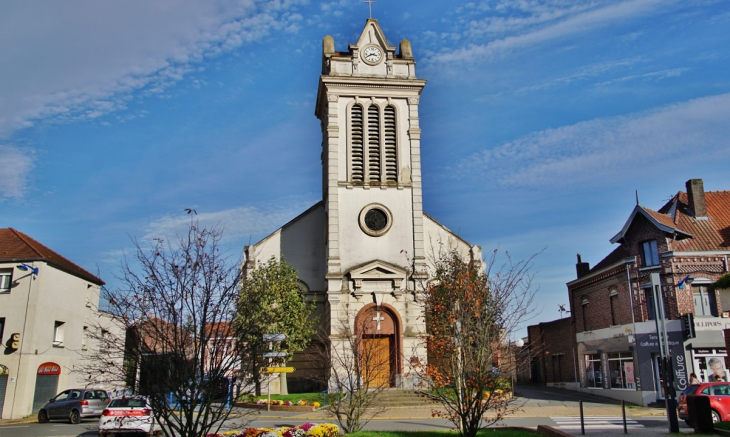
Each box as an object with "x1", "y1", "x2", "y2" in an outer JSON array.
[{"x1": 551, "y1": 416, "x2": 644, "y2": 430}]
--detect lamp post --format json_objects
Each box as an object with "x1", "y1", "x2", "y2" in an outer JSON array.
[{"x1": 512, "y1": 339, "x2": 524, "y2": 393}]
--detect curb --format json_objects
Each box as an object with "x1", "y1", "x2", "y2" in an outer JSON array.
[
  {"x1": 0, "y1": 417, "x2": 38, "y2": 426},
  {"x1": 537, "y1": 425, "x2": 572, "y2": 437}
]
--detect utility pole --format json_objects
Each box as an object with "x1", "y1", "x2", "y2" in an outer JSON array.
[{"x1": 650, "y1": 272, "x2": 679, "y2": 433}]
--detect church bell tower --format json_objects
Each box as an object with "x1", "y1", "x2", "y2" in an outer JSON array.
[{"x1": 314, "y1": 19, "x2": 429, "y2": 386}]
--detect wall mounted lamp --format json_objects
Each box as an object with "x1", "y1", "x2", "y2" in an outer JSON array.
[
  {"x1": 678, "y1": 275, "x2": 694, "y2": 289},
  {"x1": 16, "y1": 263, "x2": 39, "y2": 277}
]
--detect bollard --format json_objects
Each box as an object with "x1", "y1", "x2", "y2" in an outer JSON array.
[
  {"x1": 687, "y1": 394, "x2": 713, "y2": 433},
  {"x1": 580, "y1": 399, "x2": 585, "y2": 435},
  {"x1": 622, "y1": 400, "x2": 627, "y2": 434}
]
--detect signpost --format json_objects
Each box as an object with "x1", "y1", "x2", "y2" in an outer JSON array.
[
  {"x1": 262, "y1": 333, "x2": 289, "y2": 410},
  {"x1": 260, "y1": 367, "x2": 295, "y2": 373}
]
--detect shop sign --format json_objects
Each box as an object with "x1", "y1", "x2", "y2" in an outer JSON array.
[
  {"x1": 719, "y1": 349, "x2": 727, "y2": 355},
  {"x1": 696, "y1": 349, "x2": 713, "y2": 355},
  {"x1": 674, "y1": 353, "x2": 689, "y2": 392},
  {"x1": 0, "y1": 364, "x2": 9, "y2": 376},
  {"x1": 694, "y1": 320, "x2": 730, "y2": 331},
  {"x1": 37, "y1": 362, "x2": 61, "y2": 375}
]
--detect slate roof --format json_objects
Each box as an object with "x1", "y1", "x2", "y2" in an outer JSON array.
[{"x1": 0, "y1": 228, "x2": 104, "y2": 285}]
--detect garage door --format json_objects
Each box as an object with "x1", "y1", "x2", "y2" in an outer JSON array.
[
  {"x1": 0, "y1": 365, "x2": 8, "y2": 418},
  {"x1": 32, "y1": 363, "x2": 61, "y2": 413}
]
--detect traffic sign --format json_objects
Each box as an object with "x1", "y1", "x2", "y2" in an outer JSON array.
[
  {"x1": 262, "y1": 351, "x2": 287, "y2": 358},
  {"x1": 260, "y1": 367, "x2": 295, "y2": 374},
  {"x1": 263, "y1": 333, "x2": 287, "y2": 342}
]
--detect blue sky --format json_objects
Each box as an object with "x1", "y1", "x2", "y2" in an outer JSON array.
[{"x1": 2, "y1": 0, "x2": 729, "y2": 334}]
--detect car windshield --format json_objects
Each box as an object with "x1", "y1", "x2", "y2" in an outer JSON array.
[
  {"x1": 682, "y1": 385, "x2": 700, "y2": 395},
  {"x1": 109, "y1": 398, "x2": 147, "y2": 408}
]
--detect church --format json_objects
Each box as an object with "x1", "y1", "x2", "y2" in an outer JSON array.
[{"x1": 244, "y1": 19, "x2": 481, "y2": 391}]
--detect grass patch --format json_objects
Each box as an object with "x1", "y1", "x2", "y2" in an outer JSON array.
[
  {"x1": 240, "y1": 392, "x2": 324, "y2": 404},
  {"x1": 349, "y1": 430, "x2": 536, "y2": 437}
]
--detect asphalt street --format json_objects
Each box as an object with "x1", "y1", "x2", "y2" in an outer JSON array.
[{"x1": 0, "y1": 385, "x2": 697, "y2": 437}]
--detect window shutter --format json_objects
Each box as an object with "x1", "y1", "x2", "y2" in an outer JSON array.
[
  {"x1": 351, "y1": 105, "x2": 364, "y2": 182},
  {"x1": 367, "y1": 105, "x2": 381, "y2": 181},
  {"x1": 384, "y1": 106, "x2": 397, "y2": 182}
]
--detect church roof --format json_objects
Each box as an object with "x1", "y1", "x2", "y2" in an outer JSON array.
[{"x1": 0, "y1": 227, "x2": 104, "y2": 284}]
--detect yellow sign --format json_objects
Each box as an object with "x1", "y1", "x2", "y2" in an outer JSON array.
[{"x1": 260, "y1": 367, "x2": 295, "y2": 374}]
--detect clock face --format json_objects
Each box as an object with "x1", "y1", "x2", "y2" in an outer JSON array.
[{"x1": 362, "y1": 45, "x2": 383, "y2": 64}]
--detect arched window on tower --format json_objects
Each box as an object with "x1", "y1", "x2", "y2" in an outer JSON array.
[
  {"x1": 350, "y1": 104, "x2": 364, "y2": 182},
  {"x1": 367, "y1": 105, "x2": 381, "y2": 182},
  {"x1": 384, "y1": 105, "x2": 397, "y2": 182}
]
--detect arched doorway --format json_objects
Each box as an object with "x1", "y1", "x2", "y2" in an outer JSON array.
[
  {"x1": 32, "y1": 362, "x2": 61, "y2": 413},
  {"x1": 0, "y1": 365, "x2": 8, "y2": 418},
  {"x1": 355, "y1": 304, "x2": 401, "y2": 388}
]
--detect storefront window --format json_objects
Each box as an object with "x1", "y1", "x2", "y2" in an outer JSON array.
[
  {"x1": 585, "y1": 354, "x2": 602, "y2": 388},
  {"x1": 695, "y1": 349, "x2": 728, "y2": 382},
  {"x1": 608, "y1": 352, "x2": 635, "y2": 389}
]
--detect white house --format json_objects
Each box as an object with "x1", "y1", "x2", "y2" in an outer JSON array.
[{"x1": 0, "y1": 228, "x2": 121, "y2": 420}]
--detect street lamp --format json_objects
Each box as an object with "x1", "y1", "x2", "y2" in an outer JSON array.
[{"x1": 511, "y1": 339, "x2": 524, "y2": 393}]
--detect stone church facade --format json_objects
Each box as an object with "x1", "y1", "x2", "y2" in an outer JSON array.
[{"x1": 244, "y1": 20, "x2": 480, "y2": 391}]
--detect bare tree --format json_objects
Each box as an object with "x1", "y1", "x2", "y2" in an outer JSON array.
[
  {"x1": 315, "y1": 308, "x2": 394, "y2": 433},
  {"x1": 415, "y1": 248, "x2": 541, "y2": 437},
  {"x1": 77, "y1": 222, "x2": 252, "y2": 437}
]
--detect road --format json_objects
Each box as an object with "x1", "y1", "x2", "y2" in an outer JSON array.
[{"x1": 0, "y1": 385, "x2": 695, "y2": 436}]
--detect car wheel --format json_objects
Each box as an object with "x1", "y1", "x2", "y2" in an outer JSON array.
[
  {"x1": 69, "y1": 410, "x2": 81, "y2": 424},
  {"x1": 38, "y1": 410, "x2": 49, "y2": 423},
  {"x1": 712, "y1": 410, "x2": 721, "y2": 423}
]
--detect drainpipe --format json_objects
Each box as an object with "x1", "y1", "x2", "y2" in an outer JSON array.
[{"x1": 624, "y1": 257, "x2": 638, "y2": 339}]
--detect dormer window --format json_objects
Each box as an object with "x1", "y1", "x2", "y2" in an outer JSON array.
[{"x1": 641, "y1": 240, "x2": 659, "y2": 267}]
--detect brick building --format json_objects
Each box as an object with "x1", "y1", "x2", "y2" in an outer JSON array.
[
  {"x1": 529, "y1": 179, "x2": 730, "y2": 405},
  {"x1": 527, "y1": 317, "x2": 577, "y2": 388}
]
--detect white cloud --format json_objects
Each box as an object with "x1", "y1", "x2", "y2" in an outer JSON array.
[
  {"x1": 428, "y1": 0, "x2": 663, "y2": 64},
  {"x1": 460, "y1": 92, "x2": 730, "y2": 187},
  {"x1": 0, "y1": 0, "x2": 306, "y2": 137},
  {"x1": 142, "y1": 200, "x2": 317, "y2": 245},
  {"x1": 0, "y1": 145, "x2": 35, "y2": 201}
]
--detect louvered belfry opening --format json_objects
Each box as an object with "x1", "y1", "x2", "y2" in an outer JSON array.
[
  {"x1": 384, "y1": 106, "x2": 397, "y2": 182},
  {"x1": 367, "y1": 105, "x2": 381, "y2": 182},
  {"x1": 350, "y1": 104, "x2": 364, "y2": 182}
]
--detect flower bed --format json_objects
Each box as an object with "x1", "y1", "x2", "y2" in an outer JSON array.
[
  {"x1": 234, "y1": 399, "x2": 321, "y2": 411},
  {"x1": 207, "y1": 423, "x2": 339, "y2": 437}
]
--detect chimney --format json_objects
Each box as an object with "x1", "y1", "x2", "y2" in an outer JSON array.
[
  {"x1": 576, "y1": 253, "x2": 590, "y2": 279},
  {"x1": 686, "y1": 179, "x2": 707, "y2": 218}
]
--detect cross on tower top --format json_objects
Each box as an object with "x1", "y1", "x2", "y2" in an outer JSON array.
[{"x1": 363, "y1": 0, "x2": 376, "y2": 19}]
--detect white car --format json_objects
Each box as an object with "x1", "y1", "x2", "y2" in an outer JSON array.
[{"x1": 98, "y1": 396, "x2": 161, "y2": 436}]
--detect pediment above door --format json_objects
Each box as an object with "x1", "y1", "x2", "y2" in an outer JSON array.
[{"x1": 347, "y1": 260, "x2": 407, "y2": 296}]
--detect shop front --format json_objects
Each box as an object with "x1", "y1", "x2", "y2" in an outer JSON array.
[
  {"x1": 576, "y1": 325, "x2": 645, "y2": 405},
  {"x1": 686, "y1": 318, "x2": 729, "y2": 383}
]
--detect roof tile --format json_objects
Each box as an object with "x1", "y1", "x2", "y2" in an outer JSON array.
[{"x1": 0, "y1": 228, "x2": 104, "y2": 284}]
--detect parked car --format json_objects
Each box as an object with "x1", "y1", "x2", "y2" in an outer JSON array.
[
  {"x1": 677, "y1": 381, "x2": 730, "y2": 424},
  {"x1": 38, "y1": 388, "x2": 110, "y2": 424},
  {"x1": 98, "y1": 395, "x2": 161, "y2": 436}
]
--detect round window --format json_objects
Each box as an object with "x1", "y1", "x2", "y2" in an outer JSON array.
[{"x1": 359, "y1": 204, "x2": 393, "y2": 236}]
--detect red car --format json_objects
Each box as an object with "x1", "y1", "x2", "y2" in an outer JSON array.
[{"x1": 678, "y1": 382, "x2": 730, "y2": 424}]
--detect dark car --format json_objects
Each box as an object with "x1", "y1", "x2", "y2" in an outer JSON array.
[
  {"x1": 38, "y1": 388, "x2": 110, "y2": 424},
  {"x1": 677, "y1": 382, "x2": 730, "y2": 424}
]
